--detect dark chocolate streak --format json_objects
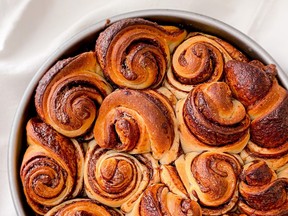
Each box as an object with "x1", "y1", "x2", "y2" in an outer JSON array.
[
  {"x1": 251, "y1": 95, "x2": 288, "y2": 148},
  {"x1": 183, "y1": 88, "x2": 249, "y2": 145},
  {"x1": 20, "y1": 118, "x2": 82, "y2": 214},
  {"x1": 29, "y1": 118, "x2": 77, "y2": 175},
  {"x1": 241, "y1": 178, "x2": 288, "y2": 211},
  {"x1": 87, "y1": 147, "x2": 139, "y2": 200},
  {"x1": 35, "y1": 56, "x2": 78, "y2": 118},
  {"x1": 225, "y1": 60, "x2": 275, "y2": 107},
  {"x1": 173, "y1": 43, "x2": 218, "y2": 85},
  {"x1": 139, "y1": 184, "x2": 164, "y2": 216},
  {"x1": 21, "y1": 156, "x2": 67, "y2": 198},
  {"x1": 96, "y1": 17, "x2": 184, "y2": 68},
  {"x1": 142, "y1": 90, "x2": 174, "y2": 136}
]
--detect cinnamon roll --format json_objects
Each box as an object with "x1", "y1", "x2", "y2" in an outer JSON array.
[
  {"x1": 45, "y1": 198, "x2": 123, "y2": 216},
  {"x1": 176, "y1": 82, "x2": 250, "y2": 153},
  {"x1": 225, "y1": 60, "x2": 288, "y2": 169},
  {"x1": 93, "y1": 88, "x2": 180, "y2": 164},
  {"x1": 95, "y1": 18, "x2": 187, "y2": 89},
  {"x1": 84, "y1": 140, "x2": 160, "y2": 213},
  {"x1": 20, "y1": 118, "x2": 84, "y2": 215},
  {"x1": 175, "y1": 151, "x2": 242, "y2": 215},
  {"x1": 165, "y1": 32, "x2": 248, "y2": 99},
  {"x1": 238, "y1": 160, "x2": 288, "y2": 216},
  {"x1": 35, "y1": 51, "x2": 113, "y2": 138},
  {"x1": 127, "y1": 183, "x2": 202, "y2": 216}
]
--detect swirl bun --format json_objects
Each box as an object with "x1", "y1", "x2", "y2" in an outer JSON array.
[
  {"x1": 93, "y1": 88, "x2": 180, "y2": 164},
  {"x1": 96, "y1": 18, "x2": 187, "y2": 89},
  {"x1": 175, "y1": 151, "x2": 242, "y2": 215},
  {"x1": 20, "y1": 118, "x2": 84, "y2": 215},
  {"x1": 238, "y1": 160, "x2": 288, "y2": 216},
  {"x1": 35, "y1": 51, "x2": 113, "y2": 137},
  {"x1": 84, "y1": 140, "x2": 160, "y2": 213},
  {"x1": 45, "y1": 198, "x2": 123, "y2": 216},
  {"x1": 127, "y1": 183, "x2": 202, "y2": 216},
  {"x1": 165, "y1": 33, "x2": 248, "y2": 99},
  {"x1": 225, "y1": 60, "x2": 288, "y2": 169},
  {"x1": 176, "y1": 82, "x2": 250, "y2": 153}
]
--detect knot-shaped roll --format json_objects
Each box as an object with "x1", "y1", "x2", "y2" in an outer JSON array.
[
  {"x1": 45, "y1": 198, "x2": 123, "y2": 216},
  {"x1": 238, "y1": 160, "x2": 288, "y2": 216},
  {"x1": 96, "y1": 18, "x2": 187, "y2": 89},
  {"x1": 225, "y1": 60, "x2": 288, "y2": 169},
  {"x1": 84, "y1": 140, "x2": 160, "y2": 213},
  {"x1": 175, "y1": 152, "x2": 242, "y2": 215},
  {"x1": 176, "y1": 82, "x2": 250, "y2": 153},
  {"x1": 20, "y1": 118, "x2": 84, "y2": 215},
  {"x1": 93, "y1": 88, "x2": 180, "y2": 164},
  {"x1": 35, "y1": 51, "x2": 113, "y2": 138},
  {"x1": 127, "y1": 183, "x2": 202, "y2": 216},
  {"x1": 165, "y1": 33, "x2": 248, "y2": 99}
]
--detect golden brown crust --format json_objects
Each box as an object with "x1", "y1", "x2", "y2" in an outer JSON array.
[
  {"x1": 35, "y1": 51, "x2": 112, "y2": 138},
  {"x1": 93, "y1": 88, "x2": 180, "y2": 164},
  {"x1": 175, "y1": 152, "x2": 242, "y2": 216},
  {"x1": 127, "y1": 183, "x2": 202, "y2": 216},
  {"x1": 225, "y1": 60, "x2": 288, "y2": 169},
  {"x1": 225, "y1": 60, "x2": 276, "y2": 107},
  {"x1": 20, "y1": 118, "x2": 84, "y2": 215},
  {"x1": 160, "y1": 165, "x2": 189, "y2": 198},
  {"x1": 165, "y1": 32, "x2": 248, "y2": 99},
  {"x1": 238, "y1": 160, "x2": 288, "y2": 216},
  {"x1": 240, "y1": 144, "x2": 288, "y2": 171},
  {"x1": 45, "y1": 198, "x2": 123, "y2": 216},
  {"x1": 84, "y1": 140, "x2": 160, "y2": 213},
  {"x1": 177, "y1": 82, "x2": 250, "y2": 153},
  {"x1": 96, "y1": 18, "x2": 187, "y2": 89},
  {"x1": 250, "y1": 95, "x2": 288, "y2": 148}
]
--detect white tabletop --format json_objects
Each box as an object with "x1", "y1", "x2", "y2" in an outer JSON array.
[{"x1": 1, "y1": 0, "x2": 288, "y2": 215}]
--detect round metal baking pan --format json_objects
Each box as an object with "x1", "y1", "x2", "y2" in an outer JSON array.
[{"x1": 8, "y1": 9, "x2": 288, "y2": 215}]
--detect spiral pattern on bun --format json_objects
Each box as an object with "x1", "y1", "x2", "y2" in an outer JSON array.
[
  {"x1": 20, "y1": 118, "x2": 84, "y2": 215},
  {"x1": 96, "y1": 18, "x2": 187, "y2": 89},
  {"x1": 35, "y1": 51, "x2": 113, "y2": 138},
  {"x1": 45, "y1": 198, "x2": 123, "y2": 216},
  {"x1": 238, "y1": 160, "x2": 288, "y2": 216},
  {"x1": 19, "y1": 17, "x2": 288, "y2": 216},
  {"x1": 176, "y1": 82, "x2": 250, "y2": 153},
  {"x1": 127, "y1": 183, "x2": 202, "y2": 216},
  {"x1": 165, "y1": 33, "x2": 248, "y2": 99},
  {"x1": 93, "y1": 88, "x2": 180, "y2": 164},
  {"x1": 84, "y1": 140, "x2": 160, "y2": 213},
  {"x1": 225, "y1": 60, "x2": 288, "y2": 169},
  {"x1": 175, "y1": 151, "x2": 242, "y2": 215}
]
